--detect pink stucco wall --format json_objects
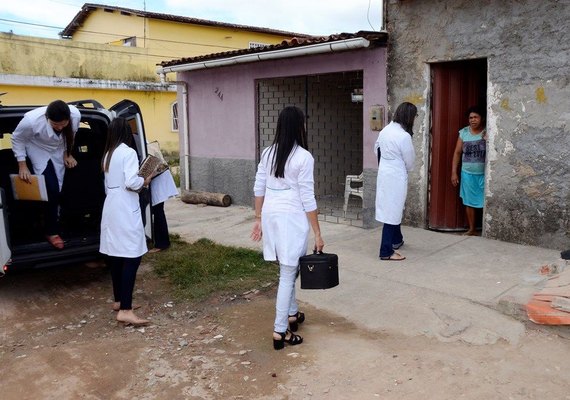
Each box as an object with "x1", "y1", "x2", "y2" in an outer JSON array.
[{"x1": 179, "y1": 46, "x2": 387, "y2": 169}]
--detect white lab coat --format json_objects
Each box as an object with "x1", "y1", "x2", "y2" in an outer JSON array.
[
  {"x1": 11, "y1": 105, "x2": 81, "y2": 189},
  {"x1": 253, "y1": 145, "x2": 317, "y2": 266},
  {"x1": 150, "y1": 169, "x2": 178, "y2": 206},
  {"x1": 100, "y1": 143, "x2": 147, "y2": 258},
  {"x1": 374, "y1": 121, "x2": 416, "y2": 225}
]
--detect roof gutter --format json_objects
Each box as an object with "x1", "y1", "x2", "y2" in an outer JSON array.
[{"x1": 157, "y1": 37, "x2": 370, "y2": 74}]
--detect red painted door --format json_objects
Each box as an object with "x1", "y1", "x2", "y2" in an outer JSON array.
[{"x1": 428, "y1": 60, "x2": 487, "y2": 231}]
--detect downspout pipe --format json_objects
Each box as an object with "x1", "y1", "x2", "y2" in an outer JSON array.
[
  {"x1": 156, "y1": 37, "x2": 370, "y2": 74},
  {"x1": 159, "y1": 72, "x2": 190, "y2": 191}
]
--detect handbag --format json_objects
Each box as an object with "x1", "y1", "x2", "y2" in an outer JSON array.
[{"x1": 299, "y1": 250, "x2": 339, "y2": 289}]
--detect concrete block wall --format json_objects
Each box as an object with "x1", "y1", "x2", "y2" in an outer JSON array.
[{"x1": 257, "y1": 72, "x2": 363, "y2": 198}]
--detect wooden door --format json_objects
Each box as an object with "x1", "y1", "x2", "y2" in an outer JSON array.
[{"x1": 428, "y1": 60, "x2": 487, "y2": 231}]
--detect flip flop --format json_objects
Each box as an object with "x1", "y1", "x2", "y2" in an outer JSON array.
[
  {"x1": 148, "y1": 248, "x2": 163, "y2": 254},
  {"x1": 46, "y1": 235, "x2": 64, "y2": 249},
  {"x1": 380, "y1": 252, "x2": 406, "y2": 261}
]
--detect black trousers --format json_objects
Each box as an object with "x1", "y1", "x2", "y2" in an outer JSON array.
[
  {"x1": 151, "y1": 202, "x2": 170, "y2": 249},
  {"x1": 38, "y1": 160, "x2": 60, "y2": 236},
  {"x1": 379, "y1": 223, "x2": 403, "y2": 258},
  {"x1": 107, "y1": 255, "x2": 142, "y2": 310}
]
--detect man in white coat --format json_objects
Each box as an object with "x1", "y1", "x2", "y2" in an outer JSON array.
[
  {"x1": 12, "y1": 100, "x2": 81, "y2": 249},
  {"x1": 374, "y1": 102, "x2": 417, "y2": 261}
]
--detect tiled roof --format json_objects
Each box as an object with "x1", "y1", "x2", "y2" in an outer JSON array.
[
  {"x1": 159, "y1": 31, "x2": 388, "y2": 68},
  {"x1": 60, "y1": 3, "x2": 312, "y2": 38}
]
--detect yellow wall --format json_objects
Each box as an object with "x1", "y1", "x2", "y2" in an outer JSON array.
[
  {"x1": 71, "y1": 8, "x2": 293, "y2": 60},
  {"x1": 0, "y1": 85, "x2": 178, "y2": 152},
  {"x1": 146, "y1": 19, "x2": 291, "y2": 58},
  {"x1": 70, "y1": 9, "x2": 145, "y2": 45}
]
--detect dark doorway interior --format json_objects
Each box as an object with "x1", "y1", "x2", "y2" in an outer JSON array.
[{"x1": 428, "y1": 59, "x2": 487, "y2": 232}]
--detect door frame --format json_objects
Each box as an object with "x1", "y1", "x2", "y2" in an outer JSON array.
[{"x1": 427, "y1": 58, "x2": 488, "y2": 233}]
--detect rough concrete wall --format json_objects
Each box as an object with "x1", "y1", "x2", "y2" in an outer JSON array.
[
  {"x1": 386, "y1": 0, "x2": 570, "y2": 248},
  {"x1": 0, "y1": 33, "x2": 156, "y2": 81},
  {"x1": 190, "y1": 157, "x2": 256, "y2": 206}
]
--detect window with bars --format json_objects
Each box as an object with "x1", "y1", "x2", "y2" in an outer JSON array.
[{"x1": 171, "y1": 101, "x2": 179, "y2": 132}]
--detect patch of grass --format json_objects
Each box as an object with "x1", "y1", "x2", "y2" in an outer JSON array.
[{"x1": 146, "y1": 235, "x2": 278, "y2": 301}]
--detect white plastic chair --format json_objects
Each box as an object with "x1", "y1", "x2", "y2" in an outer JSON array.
[{"x1": 343, "y1": 172, "x2": 363, "y2": 217}]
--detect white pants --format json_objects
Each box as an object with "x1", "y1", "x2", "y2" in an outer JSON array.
[{"x1": 274, "y1": 263, "x2": 299, "y2": 333}]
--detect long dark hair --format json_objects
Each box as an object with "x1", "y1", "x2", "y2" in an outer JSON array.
[
  {"x1": 269, "y1": 106, "x2": 308, "y2": 178},
  {"x1": 102, "y1": 117, "x2": 134, "y2": 172},
  {"x1": 46, "y1": 100, "x2": 74, "y2": 155},
  {"x1": 392, "y1": 102, "x2": 418, "y2": 136}
]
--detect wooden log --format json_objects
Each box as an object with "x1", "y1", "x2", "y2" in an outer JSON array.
[{"x1": 180, "y1": 190, "x2": 231, "y2": 207}]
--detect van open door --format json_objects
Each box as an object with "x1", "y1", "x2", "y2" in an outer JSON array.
[
  {"x1": 109, "y1": 100, "x2": 153, "y2": 240},
  {"x1": 0, "y1": 188, "x2": 11, "y2": 274}
]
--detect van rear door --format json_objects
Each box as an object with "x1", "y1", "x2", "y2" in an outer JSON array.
[
  {"x1": 109, "y1": 100, "x2": 152, "y2": 239},
  {"x1": 0, "y1": 188, "x2": 11, "y2": 274}
]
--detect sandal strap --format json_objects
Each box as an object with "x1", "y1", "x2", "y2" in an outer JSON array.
[
  {"x1": 285, "y1": 329, "x2": 303, "y2": 345},
  {"x1": 288, "y1": 311, "x2": 305, "y2": 323}
]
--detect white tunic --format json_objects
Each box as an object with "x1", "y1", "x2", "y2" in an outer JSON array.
[
  {"x1": 374, "y1": 121, "x2": 416, "y2": 225},
  {"x1": 150, "y1": 169, "x2": 178, "y2": 206},
  {"x1": 100, "y1": 143, "x2": 147, "y2": 258},
  {"x1": 253, "y1": 145, "x2": 317, "y2": 266},
  {"x1": 11, "y1": 105, "x2": 81, "y2": 189}
]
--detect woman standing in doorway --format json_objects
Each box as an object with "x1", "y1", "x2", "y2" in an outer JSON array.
[
  {"x1": 100, "y1": 117, "x2": 151, "y2": 326},
  {"x1": 374, "y1": 102, "x2": 417, "y2": 261},
  {"x1": 451, "y1": 106, "x2": 486, "y2": 236},
  {"x1": 251, "y1": 106, "x2": 324, "y2": 350}
]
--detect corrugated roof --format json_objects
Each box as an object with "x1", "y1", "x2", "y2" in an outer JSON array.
[
  {"x1": 159, "y1": 31, "x2": 388, "y2": 68},
  {"x1": 60, "y1": 3, "x2": 312, "y2": 38}
]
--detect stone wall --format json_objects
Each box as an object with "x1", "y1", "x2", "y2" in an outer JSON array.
[{"x1": 386, "y1": 0, "x2": 570, "y2": 248}]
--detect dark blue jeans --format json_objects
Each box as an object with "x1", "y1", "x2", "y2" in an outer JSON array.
[
  {"x1": 107, "y1": 255, "x2": 142, "y2": 310},
  {"x1": 151, "y1": 202, "x2": 170, "y2": 249},
  {"x1": 38, "y1": 160, "x2": 60, "y2": 236},
  {"x1": 379, "y1": 223, "x2": 403, "y2": 258}
]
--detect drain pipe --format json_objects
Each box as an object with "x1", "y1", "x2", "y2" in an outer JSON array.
[{"x1": 159, "y1": 72, "x2": 190, "y2": 191}]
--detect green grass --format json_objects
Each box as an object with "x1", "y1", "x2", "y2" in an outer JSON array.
[{"x1": 146, "y1": 235, "x2": 279, "y2": 301}]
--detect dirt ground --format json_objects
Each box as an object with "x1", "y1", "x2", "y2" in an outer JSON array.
[{"x1": 1, "y1": 261, "x2": 570, "y2": 400}]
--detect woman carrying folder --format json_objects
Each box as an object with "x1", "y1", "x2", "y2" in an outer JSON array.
[{"x1": 100, "y1": 117, "x2": 151, "y2": 326}]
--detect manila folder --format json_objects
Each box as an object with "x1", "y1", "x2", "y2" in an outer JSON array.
[{"x1": 9, "y1": 174, "x2": 49, "y2": 201}]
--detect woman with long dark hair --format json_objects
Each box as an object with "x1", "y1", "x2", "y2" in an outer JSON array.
[
  {"x1": 11, "y1": 100, "x2": 80, "y2": 249},
  {"x1": 374, "y1": 102, "x2": 417, "y2": 261},
  {"x1": 100, "y1": 117, "x2": 151, "y2": 326},
  {"x1": 251, "y1": 106, "x2": 324, "y2": 350}
]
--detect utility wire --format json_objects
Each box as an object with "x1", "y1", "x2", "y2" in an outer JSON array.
[
  {"x1": 0, "y1": 17, "x2": 254, "y2": 50},
  {"x1": 0, "y1": 35, "x2": 210, "y2": 61},
  {"x1": 0, "y1": 18, "x2": 62, "y2": 31}
]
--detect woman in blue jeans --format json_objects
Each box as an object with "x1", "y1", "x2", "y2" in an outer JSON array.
[
  {"x1": 374, "y1": 102, "x2": 417, "y2": 261},
  {"x1": 251, "y1": 106, "x2": 324, "y2": 350}
]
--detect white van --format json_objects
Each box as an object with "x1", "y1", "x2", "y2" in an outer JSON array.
[{"x1": 0, "y1": 99, "x2": 152, "y2": 274}]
